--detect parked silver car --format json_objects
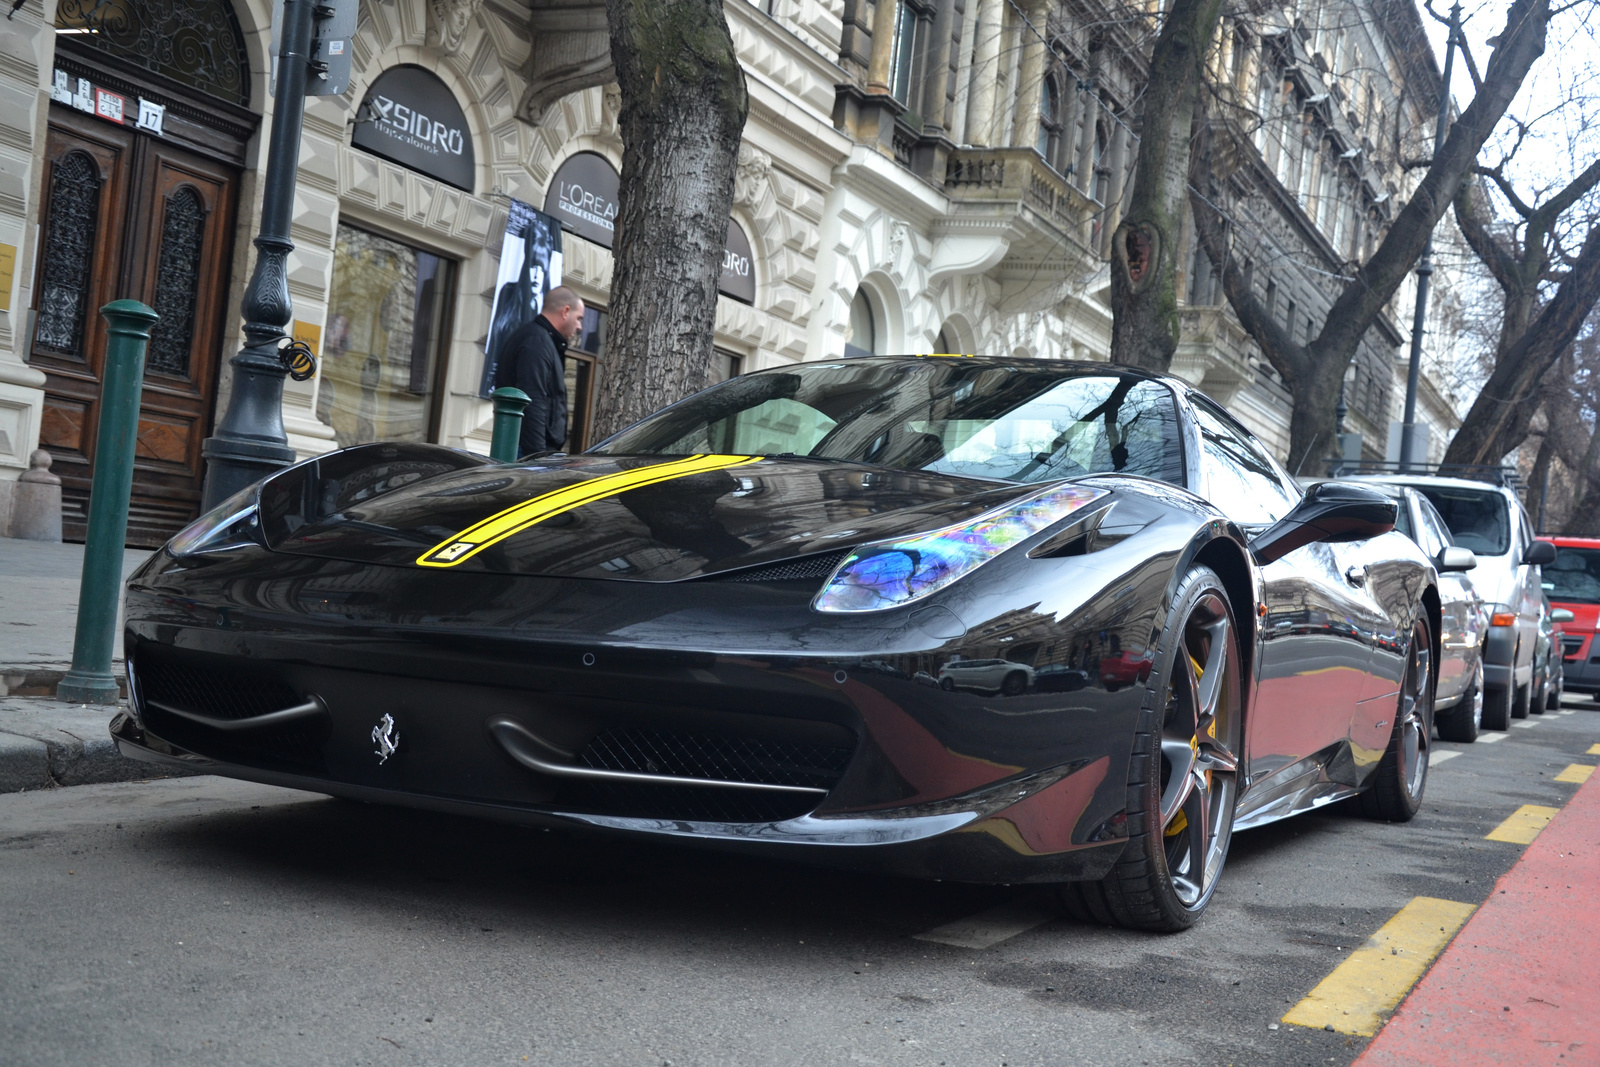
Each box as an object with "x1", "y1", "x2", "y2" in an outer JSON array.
[
  {"x1": 1353, "y1": 484, "x2": 1487, "y2": 739},
  {"x1": 1350, "y1": 474, "x2": 1554, "y2": 730}
]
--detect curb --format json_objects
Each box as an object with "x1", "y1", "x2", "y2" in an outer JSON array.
[
  {"x1": 0, "y1": 697, "x2": 194, "y2": 793},
  {"x1": 1, "y1": 666, "x2": 128, "y2": 700}
]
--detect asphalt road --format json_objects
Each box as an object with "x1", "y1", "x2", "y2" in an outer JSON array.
[{"x1": 2, "y1": 700, "x2": 1596, "y2": 1067}]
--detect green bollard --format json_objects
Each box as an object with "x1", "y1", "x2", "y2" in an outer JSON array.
[
  {"x1": 58, "y1": 300, "x2": 160, "y2": 705},
  {"x1": 490, "y1": 386, "x2": 531, "y2": 463}
]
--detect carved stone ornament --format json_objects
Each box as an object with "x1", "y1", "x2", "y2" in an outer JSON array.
[
  {"x1": 601, "y1": 83, "x2": 622, "y2": 136},
  {"x1": 733, "y1": 144, "x2": 771, "y2": 208},
  {"x1": 429, "y1": 0, "x2": 482, "y2": 54}
]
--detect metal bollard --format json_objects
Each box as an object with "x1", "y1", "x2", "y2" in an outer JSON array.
[
  {"x1": 490, "y1": 387, "x2": 531, "y2": 463},
  {"x1": 58, "y1": 300, "x2": 160, "y2": 705}
]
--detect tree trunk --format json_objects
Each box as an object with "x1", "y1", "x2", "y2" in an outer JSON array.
[
  {"x1": 590, "y1": 0, "x2": 749, "y2": 442},
  {"x1": 1109, "y1": 0, "x2": 1226, "y2": 372}
]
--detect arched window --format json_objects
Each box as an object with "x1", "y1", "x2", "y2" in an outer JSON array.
[
  {"x1": 936, "y1": 324, "x2": 958, "y2": 354},
  {"x1": 56, "y1": 0, "x2": 251, "y2": 107},
  {"x1": 1038, "y1": 76, "x2": 1060, "y2": 159},
  {"x1": 845, "y1": 289, "x2": 877, "y2": 358}
]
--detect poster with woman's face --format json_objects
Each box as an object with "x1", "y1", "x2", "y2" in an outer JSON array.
[{"x1": 480, "y1": 198, "x2": 564, "y2": 397}]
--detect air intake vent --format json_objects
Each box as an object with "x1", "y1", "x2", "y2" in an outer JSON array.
[
  {"x1": 710, "y1": 550, "x2": 850, "y2": 584},
  {"x1": 558, "y1": 726, "x2": 854, "y2": 822}
]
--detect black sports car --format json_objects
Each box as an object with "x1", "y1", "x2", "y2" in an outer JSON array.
[{"x1": 113, "y1": 357, "x2": 1434, "y2": 931}]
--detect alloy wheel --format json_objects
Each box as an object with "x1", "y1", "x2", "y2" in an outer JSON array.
[
  {"x1": 1398, "y1": 621, "x2": 1433, "y2": 798},
  {"x1": 1157, "y1": 592, "x2": 1239, "y2": 907}
]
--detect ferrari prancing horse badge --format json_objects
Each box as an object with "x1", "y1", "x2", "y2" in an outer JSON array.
[{"x1": 372, "y1": 713, "x2": 400, "y2": 765}]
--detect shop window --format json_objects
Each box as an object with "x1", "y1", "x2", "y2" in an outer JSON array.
[
  {"x1": 713, "y1": 350, "x2": 742, "y2": 383},
  {"x1": 319, "y1": 224, "x2": 455, "y2": 448},
  {"x1": 845, "y1": 289, "x2": 877, "y2": 358},
  {"x1": 565, "y1": 304, "x2": 606, "y2": 451}
]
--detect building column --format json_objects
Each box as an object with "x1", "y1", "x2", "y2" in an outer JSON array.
[
  {"x1": 1075, "y1": 91, "x2": 1098, "y2": 191},
  {"x1": 921, "y1": 0, "x2": 960, "y2": 130},
  {"x1": 949, "y1": 0, "x2": 982, "y2": 141},
  {"x1": 866, "y1": 0, "x2": 900, "y2": 95},
  {"x1": 963, "y1": 0, "x2": 1005, "y2": 145},
  {"x1": 1105, "y1": 121, "x2": 1130, "y2": 226},
  {"x1": 1010, "y1": 0, "x2": 1051, "y2": 150}
]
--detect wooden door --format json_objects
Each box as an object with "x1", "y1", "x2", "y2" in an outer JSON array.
[{"x1": 30, "y1": 107, "x2": 239, "y2": 546}]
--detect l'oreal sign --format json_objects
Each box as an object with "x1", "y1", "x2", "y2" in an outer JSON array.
[{"x1": 352, "y1": 65, "x2": 475, "y2": 191}]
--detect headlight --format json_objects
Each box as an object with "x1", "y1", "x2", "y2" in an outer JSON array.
[
  {"x1": 167, "y1": 485, "x2": 262, "y2": 558},
  {"x1": 812, "y1": 483, "x2": 1109, "y2": 613}
]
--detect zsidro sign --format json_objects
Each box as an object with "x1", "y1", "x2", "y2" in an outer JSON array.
[
  {"x1": 545, "y1": 150, "x2": 755, "y2": 302},
  {"x1": 352, "y1": 65, "x2": 475, "y2": 191}
]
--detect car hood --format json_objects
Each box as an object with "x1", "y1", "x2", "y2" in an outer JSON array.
[{"x1": 265, "y1": 453, "x2": 1037, "y2": 581}]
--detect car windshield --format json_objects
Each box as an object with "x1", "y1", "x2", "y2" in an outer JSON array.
[
  {"x1": 1415, "y1": 486, "x2": 1510, "y2": 556},
  {"x1": 1546, "y1": 546, "x2": 1600, "y2": 604},
  {"x1": 592, "y1": 360, "x2": 1185, "y2": 485}
]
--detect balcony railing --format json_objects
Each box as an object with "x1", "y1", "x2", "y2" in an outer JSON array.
[{"x1": 943, "y1": 147, "x2": 1098, "y2": 254}]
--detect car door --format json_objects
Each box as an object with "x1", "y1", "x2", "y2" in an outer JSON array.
[{"x1": 1186, "y1": 399, "x2": 1376, "y2": 788}]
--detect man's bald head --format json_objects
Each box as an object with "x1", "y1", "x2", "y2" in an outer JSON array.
[{"x1": 541, "y1": 286, "x2": 586, "y2": 342}]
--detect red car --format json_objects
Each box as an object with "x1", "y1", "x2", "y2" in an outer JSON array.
[{"x1": 1540, "y1": 536, "x2": 1600, "y2": 699}]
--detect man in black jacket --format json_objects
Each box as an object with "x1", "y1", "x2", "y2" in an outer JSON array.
[{"x1": 495, "y1": 286, "x2": 585, "y2": 456}]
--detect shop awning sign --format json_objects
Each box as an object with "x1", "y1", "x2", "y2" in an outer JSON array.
[{"x1": 352, "y1": 65, "x2": 475, "y2": 191}]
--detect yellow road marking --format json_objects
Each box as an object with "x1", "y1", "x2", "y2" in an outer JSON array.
[
  {"x1": 416, "y1": 454, "x2": 759, "y2": 567},
  {"x1": 1587, "y1": 743, "x2": 1600, "y2": 756},
  {"x1": 1485, "y1": 804, "x2": 1561, "y2": 844},
  {"x1": 1282, "y1": 896, "x2": 1475, "y2": 1037},
  {"x1": 1554, "y1": 763, "x2": 1595, "y2": 784}
]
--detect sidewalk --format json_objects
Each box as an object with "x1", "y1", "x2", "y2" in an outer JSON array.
[
  {"x1": 0, "y1": 534, "x2": 191, "y2": 790},
  {"x1": 1355, "y1": 757, "x2": 1600, "y2": 1066}
]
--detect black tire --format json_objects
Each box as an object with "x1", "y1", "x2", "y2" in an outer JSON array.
[
  {"x1": 1482, "y1": 682, "x2": 1513, "y2": 731},
  {"x1": 1530, "y1": 665, "x2": 1548, "y2": 715},
  {"x1": 939, "y1": 677, "x2": 955, "y2": 692},
  {"x1": 1511, "y1": 680, "x2": 1531, "y2": 719},
  {"x1": 1001, "y1": 671, "x2": 1028, "y2": 696},
  {"x1": 1547, "y1": 669, "x2": 1564, "y2": 710},
  {"x1": 1436, "y1": 663, "x2": 1482, "y2": 743},
  {"x1": 1359, "y1": 617, "x2": 1434, "y2": 822},
  {"x1": 1058, "y1": 565, "x2": 1242, "y2": 932}
]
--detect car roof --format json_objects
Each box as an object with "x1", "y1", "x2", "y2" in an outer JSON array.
[{"x1": 1342, "y1": 473, "x2": 1517, "y2": 497}]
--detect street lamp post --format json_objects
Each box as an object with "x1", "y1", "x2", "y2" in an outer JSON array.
[
  {"x1": 200, "y1": 0, "x2": 319, "y2": 510},
  {"x1": 1398, "y1": 1, "x2": 1459, "y2": 474}
]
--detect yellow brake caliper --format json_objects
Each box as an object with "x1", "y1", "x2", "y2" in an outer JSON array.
[{"x1": 1167, "y1": 653, "x2": 1207, "y2": 838}]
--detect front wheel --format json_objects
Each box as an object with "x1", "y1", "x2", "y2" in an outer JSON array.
[
  {"x1": 1511, "y1": 680, "x2": 1531, "y2": 720},
  {"x1": 1359, "y1": 617, "x2": 1433, "y2": 822},
  {"x1": 1483, "y1": 681, "x2": 1513, "y2": 731},
  {"x1": 1059, "y1": 565, "x2": 1241, "y2": 932},
  {"x1": 1546, "y1": 669, "x2": 1564, "y2": 710},
  {"x1": 1436, "y1": 661, "x2": 1483, "y2": 743}
]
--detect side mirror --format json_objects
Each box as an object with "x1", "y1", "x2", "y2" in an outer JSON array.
[
  {"x1": 1249, "y1": 482, "x2": 1397, "y2": 566},
  {"x1": 1437, "y1": 546, "x2": 1478, "y2": 572},
  {"x1": 1524, "y1": 540, "x2": 1558, "y2": 566},
  {"x1": 1552, "y1": 608, "x2": 1575, "y2": 624}
]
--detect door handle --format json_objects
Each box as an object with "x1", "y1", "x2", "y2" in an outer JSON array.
[{"x1": 1345, "y1": 565, "x2": 1367, "y2": 587}]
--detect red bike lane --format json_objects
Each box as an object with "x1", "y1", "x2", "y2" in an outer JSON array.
[{"x1": 1355, "y1": 762, "x2": 1600, "y2": 1066}]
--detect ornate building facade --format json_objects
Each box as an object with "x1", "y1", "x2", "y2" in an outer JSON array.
[{"x1": 0, "y1": 0, "x2": 1468, "y2": 544}]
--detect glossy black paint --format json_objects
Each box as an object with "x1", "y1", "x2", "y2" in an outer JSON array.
[{"x1": 114, "y1": 359, "x2": 1436, "y2": 884}]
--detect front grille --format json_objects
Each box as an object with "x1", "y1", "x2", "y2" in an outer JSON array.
[
  {"x1": 579, "y1": 727, "x2": 850, "y2": 788},
  {"x1": 136, "y1": 651, "x2": 303, "y2": 721},
  {"x1": 558, "y1": 726, "x2": 854, "y2": 822},
  {"x1": 710, "y1": 550, "x2": 850, "y2": 584},
  {"x1": 132, "y1": 646, "x2": 327, "y2": 771}
]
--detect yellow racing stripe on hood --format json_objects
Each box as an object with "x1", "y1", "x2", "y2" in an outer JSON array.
[{"x1": 417, "y1": 453, "x2": 761, "y2": 568}]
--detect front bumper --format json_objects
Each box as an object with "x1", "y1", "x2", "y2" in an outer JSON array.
[
  {"x1": 1561, "y1": 634, "x2": 1600, "y2": 694},
  {"x1": 116, "y1": 542, "x2": 1171, "y2": 884}
]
